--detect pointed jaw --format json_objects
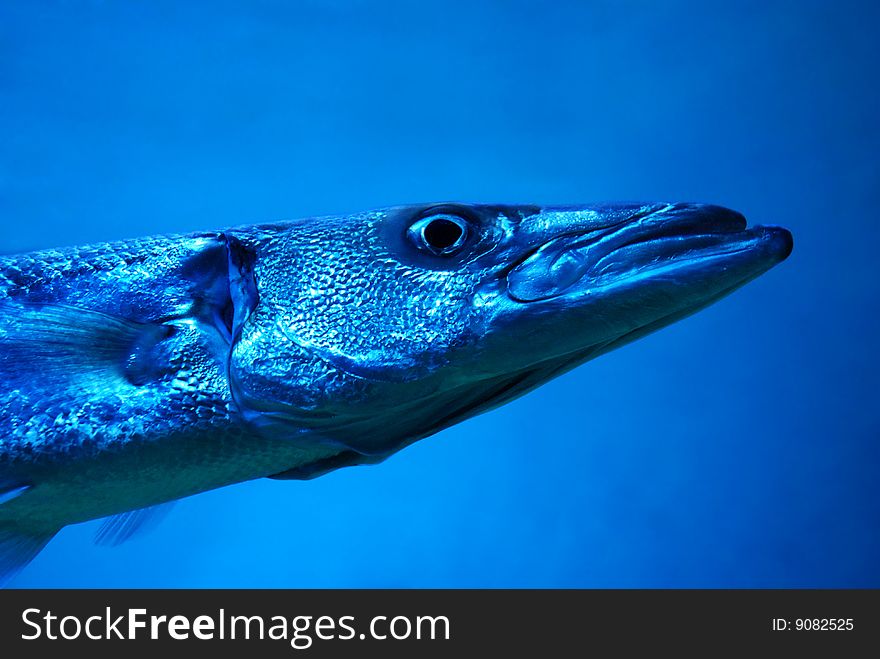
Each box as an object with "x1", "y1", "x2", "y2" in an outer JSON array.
[{"x1": 475, "y1": 203, "x2": 793, "y2": 373}]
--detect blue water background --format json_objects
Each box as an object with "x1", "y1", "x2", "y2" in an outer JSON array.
[{"x1": 1, "y1": 1, "x2": 877, "y2": 587}]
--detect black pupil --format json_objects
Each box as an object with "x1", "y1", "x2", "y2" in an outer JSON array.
[{"x1": 423, "y1": 218, "x2": 464, "y2": 250}]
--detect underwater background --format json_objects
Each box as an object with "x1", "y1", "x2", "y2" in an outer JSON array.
[{"x1": 1, "y1": 0, "x2": 877, "y2": 587}]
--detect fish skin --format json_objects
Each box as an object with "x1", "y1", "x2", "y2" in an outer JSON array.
[
  {"x1": 0, "y1": 232, "x2": 337, "y2": 523},
  {"x1": 0, "y1": 202, "x2": 792, "y2": 579}
]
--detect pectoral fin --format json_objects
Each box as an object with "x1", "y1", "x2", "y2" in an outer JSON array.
[{"x1": 0, "y1": 302, "x2": 172, "y2": 386}]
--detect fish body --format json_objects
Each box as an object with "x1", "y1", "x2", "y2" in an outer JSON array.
[{"x1": 0, "y1": 202, "x2": 792, "y2": 581}]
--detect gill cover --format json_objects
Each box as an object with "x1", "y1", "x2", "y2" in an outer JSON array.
[{"x1": 225, "y1": 204, "x2": 539, "y2": 462}]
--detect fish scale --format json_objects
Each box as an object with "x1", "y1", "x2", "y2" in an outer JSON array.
[{"x1": 0, "y1": 202, "x2": 792, "y2": 583}]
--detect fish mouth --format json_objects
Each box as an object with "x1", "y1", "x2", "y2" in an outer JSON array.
[{"x1": 506, "y1": 204, "x2": 793, "y2": 303}]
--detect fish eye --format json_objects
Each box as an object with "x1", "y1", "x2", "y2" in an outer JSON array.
[{"x1": 408, "y1": 214, "x2": 469, "y2": 256}]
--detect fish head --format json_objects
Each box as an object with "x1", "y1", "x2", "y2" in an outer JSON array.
[{"x1": 228, "y1": 202, "x2": 792, "y2": 462}]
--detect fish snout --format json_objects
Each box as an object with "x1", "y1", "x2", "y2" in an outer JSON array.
[{"x1": 505, "y1": 203, "x2": 791, "y2": 303}]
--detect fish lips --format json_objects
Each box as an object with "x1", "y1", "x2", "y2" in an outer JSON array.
[{"x1": 506, "y1": 204, "x2": 793, "y2": 304}]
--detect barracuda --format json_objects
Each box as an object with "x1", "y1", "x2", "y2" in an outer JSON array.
[{"x1": 0, "y1": 202, "x2": 792, "y2": 582}]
